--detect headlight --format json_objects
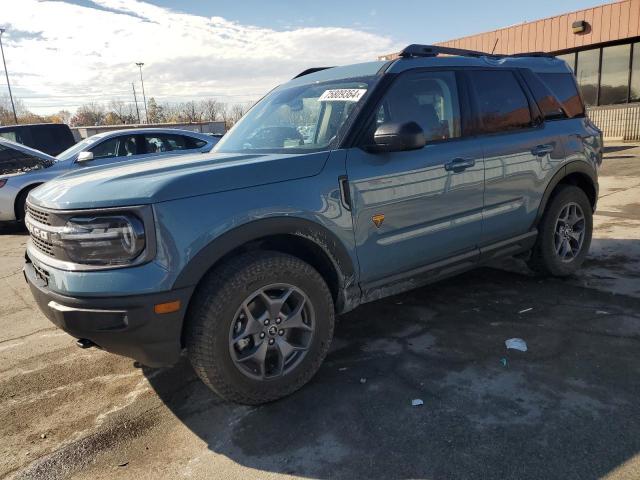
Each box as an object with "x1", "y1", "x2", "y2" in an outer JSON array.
[{"x1": 59, "y1": 214, "x2": 146, "y2": 265}]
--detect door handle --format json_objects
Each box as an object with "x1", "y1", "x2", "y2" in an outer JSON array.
[
  {"x1": 444, "y1": 158, "x2": 475, "y2": 172},
  {"x1": 532, "y1": 144, "x2": 554, "y2": 157}
]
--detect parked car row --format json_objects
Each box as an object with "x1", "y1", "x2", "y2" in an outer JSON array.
[
  {"x1": 0, "y1": 128, "x2": 218, "y2": 223},
  {"x1": 20, "y1": 44, "x2": 601, "y2": 405}
]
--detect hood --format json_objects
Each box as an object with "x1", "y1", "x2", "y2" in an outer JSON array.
[
  {"x1": 29, "y1": 150, "x2": 329, "y2": 210},
  {"x1": 0, "y1": 142, "x2": 57, "y2": 178}
]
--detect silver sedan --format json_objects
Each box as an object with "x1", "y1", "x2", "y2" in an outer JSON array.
[{"x1": 0, "y1": 128, "x2": 218, "y2": 223}]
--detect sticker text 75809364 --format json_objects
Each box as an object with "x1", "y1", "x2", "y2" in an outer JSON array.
[{"x1": 318, "y1": 89, "x2": 367, "y2": 102}]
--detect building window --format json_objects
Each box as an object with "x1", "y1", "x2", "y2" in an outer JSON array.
[
  {"x1": 576, "y1": 49, "x2": 600, "y2": 106},
  {"x1": 631, "y1": 42, "x2": 640, "y2": 103},
  {"x1": 600, "y1": 44, "x2": 631, "y2": 105}
]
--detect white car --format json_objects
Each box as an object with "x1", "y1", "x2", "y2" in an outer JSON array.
[{"x1": 0, "y1": 128, "x2": 218, "y2": 223}]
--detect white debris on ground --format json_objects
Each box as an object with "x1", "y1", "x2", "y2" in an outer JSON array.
[{"x1": 505, "y1": 338, "x2": 528, "y2": 352}]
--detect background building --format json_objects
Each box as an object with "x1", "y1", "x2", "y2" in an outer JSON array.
[{"x1": 383, "y1": 0, "x2": 640, "y2": 140}]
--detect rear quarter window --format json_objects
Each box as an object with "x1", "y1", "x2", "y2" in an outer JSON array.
[
  {"x1": 521, "y1": 70, "x2": 566, "y2": 120},
  {"x1": 537, "y1": 73, "x2": 586, "y2": 118}
]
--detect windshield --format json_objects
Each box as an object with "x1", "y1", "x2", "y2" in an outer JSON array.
[
  {"x1": 0, "y1": 143, "x2": 54, "y2": 175},
  {"x1": 214, "y1": 76, "x2": 377, "y2": 154},
  {"x1": 56, "y1": 135, "x2": 102, "y2": 161}
]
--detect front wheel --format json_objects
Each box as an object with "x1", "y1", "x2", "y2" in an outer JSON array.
[
  {"x1": 528, "y1": 185, "x2": 593, "y2": 276},
  {"x1": 186, "y1": 251, "x2": 335, "y2": 405}
]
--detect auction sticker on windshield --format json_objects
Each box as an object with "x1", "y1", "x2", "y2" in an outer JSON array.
[{"x1": 319, "y1": 89, "x2": 367, "y2": 102}]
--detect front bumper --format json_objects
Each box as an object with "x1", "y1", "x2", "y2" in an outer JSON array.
[{"x1": 24, "y1": 259, "x2": 194, "y2": 367}]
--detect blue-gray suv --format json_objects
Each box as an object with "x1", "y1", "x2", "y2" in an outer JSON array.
[{"x1": 24, "y1": 45, "x2": 602, "y2": 404}]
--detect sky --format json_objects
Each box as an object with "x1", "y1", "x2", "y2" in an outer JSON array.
[{"x1": 2, "y1": 0, "x2": 606, "y2": 115}]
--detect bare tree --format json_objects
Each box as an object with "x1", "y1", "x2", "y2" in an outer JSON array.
[
  {"x1": 106, "y1": 100, "x2": 137, "y2": 125},
  {"x1": 69, "y1": 103, "x2": 105, "y2": 127},
  {"x1": 201, "y1": 99, "x2": 223, "y2": 122},
  {"x1": 178, "y1": 101, "x2": 201, "y2": 123}
]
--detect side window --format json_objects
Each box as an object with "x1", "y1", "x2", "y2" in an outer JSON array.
[
  {"x1": 142, "y1": 134, "x2": 206, "y2": 154},
  {"x1": 90, "y1": 135, "x2": 139, "y2": 159},
  {"x1": 374, "y1": 71, "x2": 461, "y2": 143},
  {"x1": 184, "y1": 136, "x2": 207, "y2": 149},
  {"x1": 143, "y1": 135, "x2": 169, "y2": 154},
  {"x1": 468, "y1": 70, "x2": 533, "y2": 134},
  {"x1": 522, "y1": 70, "x2": 566, "y2": 120},
  {"x1": 0, "y1": 131, "x2": 18, "y2": 143},
  {"x1": 538, "y1": 73, "x2": 586, "y2": 118}
]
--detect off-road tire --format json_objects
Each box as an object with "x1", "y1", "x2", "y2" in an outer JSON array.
[
  {"x1": 186, "y1": 251, "x2": 334, "y2": 405},
  {"x1": 528, "y1": 185, "x2": 593, "y2": 276}
]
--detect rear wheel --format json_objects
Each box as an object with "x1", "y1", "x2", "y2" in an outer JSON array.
[
  {"x1": 186, "y1": 251, "x2": 334, "y2": 405},
  {"x1": 528, "y1": 185, "x2": 593, "y2": 276}
]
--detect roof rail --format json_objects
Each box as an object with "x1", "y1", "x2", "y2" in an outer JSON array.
[
  {"x1": 398, "y1": 44, "x2": 554, "y2": 59},
  {"x1": 293, "y1": 67, "x2": 334, "y2": 79}
]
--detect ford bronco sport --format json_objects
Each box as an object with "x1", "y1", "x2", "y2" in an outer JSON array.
[{"x1": 24, "y1": 45, "x2": 601, "y2": 404}]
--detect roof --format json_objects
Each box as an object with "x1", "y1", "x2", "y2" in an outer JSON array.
[
  {"x1": 386, "y1": 54, "x2": 572, "y2": 75},
  {"x1": 89, "y1": 127, "x2": 214, "y2": 140}
]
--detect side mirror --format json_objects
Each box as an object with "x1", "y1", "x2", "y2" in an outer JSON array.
[
  {"x1": 365, "y1": 121, "x2": 426, "y2": 153},
  {"x1": 76, "y1": 151, "x2": 94, "y2": 163}
]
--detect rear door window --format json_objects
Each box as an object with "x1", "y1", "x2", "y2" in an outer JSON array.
[
  {"x1": 467, "y1": 70, "x2": 534, "y2": 134},
  {"x1": 143, "y1": 134, "x2": 207, "y2": 153}
]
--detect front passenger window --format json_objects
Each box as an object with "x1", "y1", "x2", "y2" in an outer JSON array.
[
  {"x1": 374, "y1": 71, "x2": 462, "y2": 143},
  {"x1": 90, "y1": 135, "x2": 139, "y2": 159}
]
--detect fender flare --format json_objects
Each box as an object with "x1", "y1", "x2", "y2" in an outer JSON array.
[
  {"x1": 172, "y1": 217, "x2": 358, "y2": 309},
  {"x1": 534, "y1": 160, "x2": 598, "y2": 225}
]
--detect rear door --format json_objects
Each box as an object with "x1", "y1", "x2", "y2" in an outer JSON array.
[{"x1": 465, "y1": 69, "x2": 565, "y2": 246}]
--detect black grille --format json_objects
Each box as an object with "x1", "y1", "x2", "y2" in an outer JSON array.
[
  {"x1": 31, "y1": 235, "x2": 55, "y2": 257},
  {"x1": 26, "y1": 204, "x2": 51, "y2": 226}
]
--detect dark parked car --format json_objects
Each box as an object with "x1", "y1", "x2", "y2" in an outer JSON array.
[
  {"x1": 24, "y1": 44, "x2": 602, "y2": 405},
  {"x1": 0, "y1": 123, "x2": 76, "y2": 156}
]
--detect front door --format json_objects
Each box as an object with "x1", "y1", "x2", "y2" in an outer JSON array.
[{"x1": 346, "y1": 70, "x2": 484, "y2": 285}]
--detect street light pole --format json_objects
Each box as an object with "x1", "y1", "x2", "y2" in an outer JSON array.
[
  {"x1": 135, "y1": 62, "x2": 148, "y2": 124},
  {"x1": 0, "y1": 28, "x2": 18, "y2": 124},
  {"x1": 131, "y1": 82, "x2": 141, "y2": 124}
]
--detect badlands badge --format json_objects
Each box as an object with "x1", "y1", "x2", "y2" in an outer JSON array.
[{"x1": 372, "y1": 213, "x2": 385, "y2": 228}]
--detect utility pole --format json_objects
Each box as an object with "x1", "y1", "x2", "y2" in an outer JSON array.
[
  {"x1": 135, "y1": 62, "x2": 148, "y2": 124},
  {"x1": 131, "y1": 82, "x2": 141, "y2": 124},
  {"x1": 0, "y1": 28, "x2": 18, "y2": 124}
]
